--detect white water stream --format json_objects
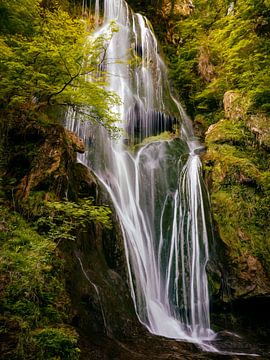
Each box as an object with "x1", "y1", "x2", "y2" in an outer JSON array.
[{"x1": 67, "y1": 0, "x2": 216, "y2": 349}]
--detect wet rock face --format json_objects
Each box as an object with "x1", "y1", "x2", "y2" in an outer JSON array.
[
  {"x1": 63, "y1": 175, "x2": 140, "y2": 340},
  {"x1": 63, "y1": 222, "x2": 138, "y2": 339}
]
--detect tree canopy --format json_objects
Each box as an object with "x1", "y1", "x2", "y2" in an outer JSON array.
[{"x1": 0, "y1": 0, "x2": 119, "y2": 130}]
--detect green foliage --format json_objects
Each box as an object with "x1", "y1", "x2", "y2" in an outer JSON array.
[
  {"x1": 0, "y1": 0, "x2": 41, "y2": 35},
  {"x1": 205, "y1": 119, "x2": 254, "y2": 146},
  {"x1": 35, "y1": 198, "x2": 112, "y2": 244},
  {"x1": 0, "y1": 207, "x2": 78, "y2": 359},
  {"x1": 167, "y1": 0, "x2": 270, "y2": 118},
  {"x1": 0, "y1": 1, "x2": 120, "y2": 133},
  {"x1": 33, "y1": 327, "x2": 80, "y2": 360}
]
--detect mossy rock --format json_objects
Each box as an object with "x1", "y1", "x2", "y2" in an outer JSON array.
[
  {"x1": 203, "y1": 117, "x2": 270, "y2": 301},
  {"x1": 209, "y1": 186, "x2": 270, "y2": 299},
  {"x1": 205, "y1": 119, "x2": 254, "y2": 146},
  {"x1": 130, "y1": 131, "x2": 175, "y2": 153},
  {"x1": 204, "y1": 144, "x2": 261, "y2": 189}
]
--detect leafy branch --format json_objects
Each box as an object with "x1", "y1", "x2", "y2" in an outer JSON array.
[{"x1": 35, "y1": 198, "x2": 112, "y2": 247}]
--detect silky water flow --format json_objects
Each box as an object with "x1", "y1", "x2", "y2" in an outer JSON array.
[{"x1": 66, "y1": 0, "x2": 217, "y2": 350}]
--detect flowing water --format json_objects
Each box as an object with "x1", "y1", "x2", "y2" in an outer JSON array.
[{"x1": 67, "y1": 0, "x2": 216, "y2": 349}]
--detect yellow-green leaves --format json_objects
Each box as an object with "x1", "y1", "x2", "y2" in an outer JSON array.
[
  {"x1": 35, "y1": 198, "x2": 112, "y2": 245},
  {"x1": 0, "y1": 3, "x2": 120, "y2": 133},
  {"x1": 169, "y1": 0, "x2": 270, "y2": 120}
]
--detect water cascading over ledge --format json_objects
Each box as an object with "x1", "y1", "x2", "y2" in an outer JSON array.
[{"x1": 66, "y1": 0, "x2": 215, "y2": 348}]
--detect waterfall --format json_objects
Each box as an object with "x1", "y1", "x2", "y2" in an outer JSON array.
[
  {"x1": 67, "y1": 0, "x2": 215, "y2": 347},
  {"x1": 94, "y1": 0, "x2": 100, "y2": 26}
]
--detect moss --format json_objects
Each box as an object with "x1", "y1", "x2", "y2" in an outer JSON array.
[
  {"x1": 130, "y1": 131, "x2": 175, "y2": 153},
  {"x1": 260, "y1": 171, "x2": 270, "y2": 192}
]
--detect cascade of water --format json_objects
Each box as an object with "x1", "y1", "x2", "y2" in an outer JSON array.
[
  {"x1": 67, "y1": 0, "x2": 215, "y2": 347},
  {"x1": 94, "y1": 0, "x2": 100, "y2": 26}
]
